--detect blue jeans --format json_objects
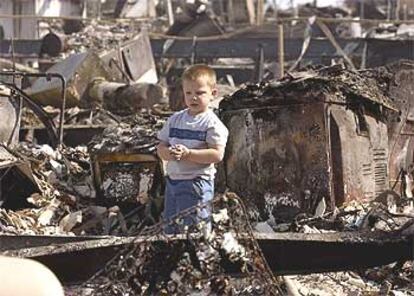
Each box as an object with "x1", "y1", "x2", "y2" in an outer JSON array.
[{"x1": 163, "y1": 177, "x2": 214, "y2": 233}]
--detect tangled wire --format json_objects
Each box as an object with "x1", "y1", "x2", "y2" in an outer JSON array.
[{"x1": 80, "y1": 192, "x2": 283, "y2": 295}]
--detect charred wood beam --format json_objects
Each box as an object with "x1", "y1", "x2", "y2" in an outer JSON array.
[
  {"x1": 2, "y1": 231, "x2": 412, "y2": 283},
  {"x1": 150, "y1": 38, "x2": 414, "y2": 67},
  {"x1": 0, "y1": 235, "x2": 102, "y2": 252}
]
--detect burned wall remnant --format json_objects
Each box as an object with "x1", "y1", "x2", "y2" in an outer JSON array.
[
  {"x1": 220, "y1": 103, "x2": 330, "y2": 221},
  {"x1": 384, "y1": 61, "x2": 414, "y2": 196},
  {"x1": 219, "y1": 65, "x2": 397, "y2": 220}
]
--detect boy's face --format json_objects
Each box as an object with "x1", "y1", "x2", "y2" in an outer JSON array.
[{"x1": 182, "y1": 78, "x2": 217, "y2": 116}]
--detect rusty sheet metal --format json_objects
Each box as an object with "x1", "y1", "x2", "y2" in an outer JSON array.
[
  {"x1": 329, "y1": 106, "x2": 389, "y2": 204},
  {"x1": 2, "y1": 231, "x2": 412, "y2": 283},
  {"x1": 100, "y1": 31, "x2": 157, "y2": 83},
  {"x1": 220, "y1": 103, "x2": 331, "y2": 220},
  {"x1": 26, "y1": 52, "x2": 111, "y2": 107}
]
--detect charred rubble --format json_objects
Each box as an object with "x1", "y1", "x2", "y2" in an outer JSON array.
[
  {"x1": 0, "y1": 63, "x2": 411, "y2": 295},
  {"x1": 1, "y1": 1, "x2": 414, "y2": 295}
]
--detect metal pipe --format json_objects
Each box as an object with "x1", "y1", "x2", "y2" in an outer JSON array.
[
  {"x1": 0, "y1": 71, "x2": 66, "y2": 146},
  {"x1": 278, "y1": 23, "x2": 284, "y2": 78},
  {"x1": 166, "y1": 0, "x2": 174, "y2": 26}
]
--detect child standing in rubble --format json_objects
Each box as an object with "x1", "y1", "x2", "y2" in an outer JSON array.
[{"x1": 157, "y1": 64, "x2": 228, "y2": 233}]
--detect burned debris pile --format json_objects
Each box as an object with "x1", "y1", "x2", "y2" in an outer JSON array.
[
  {"x1": 220, "y1": 65, "x2": 395, "y2": 111},
  {"x1": 0, "y1": 107, "x2": 169, "y2": 235},
  {"x1": 69, "y1": 193, "x2": 283, "y2": 296},
  {"x1": 88, "y1": 111, "x2": 165, "y2": 155},
  {"x1": 45, "y1": 19, "x2": 145, "y2": 57},
  {"x1": 21, "y1": 106, "x2": 121, "y2": 127},
  {"x1": 0, "y1": 62, "x2": 413, "y2": 295},
  {"x1": 2, "y1": 0, "x2": 414, "y2": 293},
  {"x1": 0, "y1": 143, "x2": 93, "y2": 235}
]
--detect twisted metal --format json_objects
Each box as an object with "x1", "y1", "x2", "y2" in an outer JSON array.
[{"x1": 80, "y1": 192, "x2": 283, "y2": 295}]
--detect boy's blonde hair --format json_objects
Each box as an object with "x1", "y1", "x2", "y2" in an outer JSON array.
[{"x1": 181, "y1": 64, "x2": 217, "y2": 88}]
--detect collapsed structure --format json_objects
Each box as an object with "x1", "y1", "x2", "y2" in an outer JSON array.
[
  {"x1": 0, "y1": 0, "x2": 414, "y2": 295},
  {"x1": 219, "y1": 65, "x2": 397, "y2": 220}
]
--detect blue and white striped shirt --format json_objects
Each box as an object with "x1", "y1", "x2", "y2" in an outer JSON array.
[{"x1": 158, "y1": 109, "x2": 228, "y2": 180}]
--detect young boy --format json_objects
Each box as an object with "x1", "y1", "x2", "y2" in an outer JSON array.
[{"x1": 157, "y1": 64, "x2": 228, "y2": 233}]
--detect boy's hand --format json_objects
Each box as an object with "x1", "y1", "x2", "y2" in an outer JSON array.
[{"x1": 169, "y1": 144, "x2": 191, "y2": 161}]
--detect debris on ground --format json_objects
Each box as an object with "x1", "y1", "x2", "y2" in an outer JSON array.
[
  {"x1": 1, "y1": 1, "x2": 414, "y2": 295},
  {"x1": 65, "y1": 193, "x2": 284, "y2": 296}
]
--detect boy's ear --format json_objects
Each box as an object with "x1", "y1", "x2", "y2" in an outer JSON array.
[{"x1": 212, "y1": 87, "x2": 218, "y2": 96}]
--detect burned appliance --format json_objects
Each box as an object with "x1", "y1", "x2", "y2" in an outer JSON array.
[
  {"x1": 88, "y1": 119, "x2": 165, "y2": 205},
  {"x1": 91, "y1": 151, "x2": 161, "y2": 204},
  {"x1": 219, "y1": 65, "x2": 397, "y2": 220}
]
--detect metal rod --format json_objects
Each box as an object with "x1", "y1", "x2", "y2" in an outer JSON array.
[
  {"x1": 278, "y1": 23, "x2": 284, "y2": 78},
  {"x1": 256, "y1": 0, "x2": 264, "y2": 26},
  {"x1": 166, "y1": 0, "x2": 174, "y2": 26}
]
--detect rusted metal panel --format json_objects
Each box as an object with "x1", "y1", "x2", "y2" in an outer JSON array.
[
  {"x1": 220, "y1": 100, "x2": 391, "y2": 218},
  {"x1": 27, "y1": 52, "x2": 111, "y2": 107},
  {"x1": 220, "y1": 103, "x2": 331, "y2": 220},
  {"x1": 329, "y1": 106, "x2": 389, "y2": 203},
  {"x1": 100, "y1": 31, "x2": 157, "y2": 84}
]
